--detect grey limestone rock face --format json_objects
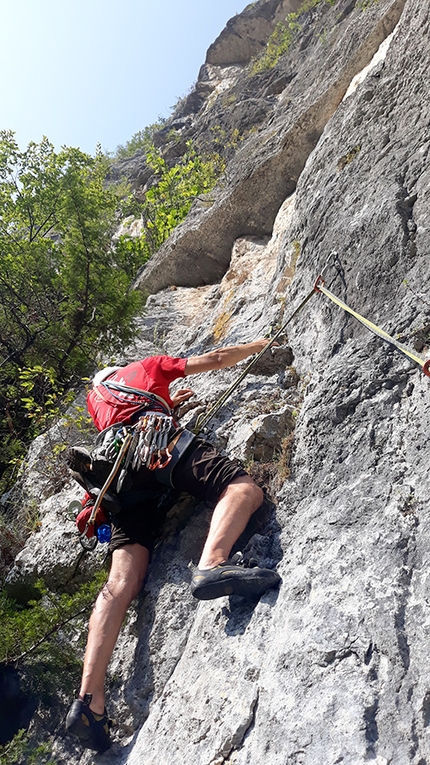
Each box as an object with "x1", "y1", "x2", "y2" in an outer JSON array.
[
  {"x1": 134, "y1": 0, "x2": 406, "y2": 294},
  {"x1": 114, "y1": 2, "x2": 429, "y2": 763},
  {"x1": 206, "y1": 0, "x2": 304, "y2": 66},
  {"x1": 7, "y1": 1, "x2": 430, "y2": 763}
]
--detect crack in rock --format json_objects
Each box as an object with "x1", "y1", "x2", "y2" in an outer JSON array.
[{"x1": 210, "y1": 690, "x2": 259, "y2": 765}]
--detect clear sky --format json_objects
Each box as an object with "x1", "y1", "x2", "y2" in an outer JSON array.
[{"x1": 1, "y1": 0, "x2": 247, "y2": 155}]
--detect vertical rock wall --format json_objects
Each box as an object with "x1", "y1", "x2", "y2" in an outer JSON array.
[
  {"x1": 116, "y1": 2, "x2": 430, "y2": 763},
  {"x1": 7, "y1": 0, "x2": 430, "y2": 763}
]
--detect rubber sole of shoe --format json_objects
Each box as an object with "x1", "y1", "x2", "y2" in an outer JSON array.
[
  {"x1": 191, "y1": 568, "x2": 281, "y2": 601},
  {"x1": 66, "y1": 701, "x2": 111, "y2": 753},
  {"x1": 65, "y1": 447, "x2": 92, "y2": 474}
]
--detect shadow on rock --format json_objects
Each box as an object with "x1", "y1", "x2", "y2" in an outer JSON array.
[
  {"x1": 222, "y1": 496, "x2": 283, "y2": 636},
  {"x1": 223, "y1": 584, "x2": 281, "y2": 637},
  {"x1": 0, "y1": 665, "x2": 37, "y2": 746},
  {"x1": 232, "y1": 496, "x2": 283, "y2": 570}
]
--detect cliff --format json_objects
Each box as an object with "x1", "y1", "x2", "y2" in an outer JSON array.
[{"x1": 5, "y1": 0, "x2": 430, "y2": 763}]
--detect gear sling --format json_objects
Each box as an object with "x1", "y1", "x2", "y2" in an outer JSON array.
[{"x1": 78, "y1": 375, "x2": 196, "y2": 547}]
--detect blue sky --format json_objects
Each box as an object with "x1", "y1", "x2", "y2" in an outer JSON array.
[{"x1": 1, "y1": 0, "x2": 246, "y2": 155}]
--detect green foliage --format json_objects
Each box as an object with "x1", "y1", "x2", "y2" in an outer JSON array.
[
  {"x1": 0, "y1": 730, "x2": 56, "y2": 765},
  {"x1": 0, "y1": 572, "x2": 106, "y2": 699},
  {"x1": 116, "y1": 141, "x2": 225, "y2": 267},
  {"x1": 0, "y1": 131, "x2": 144, "y2": 489},
  {"x1": 0, "y1": 574, "x2": 107, "y2": 761},
  {"x1": 113, "y1": 121, "x2": 166, "y2": 159},
  {"x1": 1, "y1": 363, "x2": 69, "y2": 492},
  {"x1": 209, "y1": 125, "x2": 245, "y2": 153},
  {"x1": 0, "y1": 132, "x2": 141, "y2": 377},
  {"x1": 251, "y1": 20, "x2": 300, "y2": 73},
  {"x1": 357, "y1": 0, "x2": 379, "y2": 8},
  {"x1": 0, "y1": 572, "x2": 106, "y2": 761},
  {"x1": 291, "y1": 239, "x2": 301, "y2": 262},
  {"x1": 18, "y1": 366, "x2": 67, "y2": 439},
  {"x1": 114, "y1": 226, "x2": 153, "y2": 278},
  {"x1": 250, "y1": 0, "x2": 338, "y2": 73},
  {"x1": 337, "y1": 144, "x2": 361, "y2": 170},
  {"x1": 62, "y1": 402, "x2": 94, "y2": 438}
]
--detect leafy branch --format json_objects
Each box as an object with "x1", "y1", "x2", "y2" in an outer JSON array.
[{"x1": 0, "y1": 572, "x2": 107, "y2": 665}]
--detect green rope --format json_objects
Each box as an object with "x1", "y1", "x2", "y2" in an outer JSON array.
[
  {"x1": 193, "y1": 250, "x2": 430, "y2": 435},
  {"x1": 193, "y1": 286, "x2": 317, "y2": 434}
]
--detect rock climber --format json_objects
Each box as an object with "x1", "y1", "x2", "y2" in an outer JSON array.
[{"x1": 65, "y1": 339, "x2": 281, "y2": 753}]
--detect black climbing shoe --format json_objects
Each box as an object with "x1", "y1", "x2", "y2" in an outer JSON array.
[
  {"x1": 65, "y1": 694, "x2": 112, "y2": 753},
  {"x1": 64, "y1": 446, "x2": 92, "y2": 474},
  {"x1": 190, "y1": 557, "x2": 281, "y2": 600}
]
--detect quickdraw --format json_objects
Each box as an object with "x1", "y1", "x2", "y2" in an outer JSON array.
[
  {"x1": 77, "y1": 255, "x2": 429, "y2": 549},
  {"x1": 78, "y1": 414, "x2": 174, "y2": 550},
  {"x1": 194, "y1": 254, "x2": 430, "y2": 434},
  {"x1": 313, "y1": 274, "x2": 430, "y2": 378},
  {"x1": 131, "y1": 414, "x2": 173, "y2": 471}
]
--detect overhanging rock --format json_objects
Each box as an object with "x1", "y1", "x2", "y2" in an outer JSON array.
[{"x1": 134, "y1": 0, "x2": 406, "y2": 295}]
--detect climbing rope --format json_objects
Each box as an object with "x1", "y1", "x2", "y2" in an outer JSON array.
[
  {"x1": 78, "y1": 257, "x2": 429, "y2": 548},
  {"x1": 78, "y1": 414, "x2": 175, "y2": 550},
  {"x1": 314, "y1": 274, "x2": 430, "y2": 378},
  {"x1": 194, "y1": 257, "x2": 430, "y2": 434},
  {"x1": 193, "y1": 285, "x2": 317, "y2": 434}
]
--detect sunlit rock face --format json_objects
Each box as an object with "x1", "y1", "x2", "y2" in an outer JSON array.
[{"x1": 8, "y1": 1, "x2": 430, "y2": 763}]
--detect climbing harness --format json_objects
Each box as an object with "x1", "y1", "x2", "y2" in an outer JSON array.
[
  {"x1": 78, "y1": 414, "x2": 175, "y2": 549},
  {"x1": 79, "y1": 433, "x2": 133, "y2": 551},
  {"x1": 155, "y1": 428, "x2": 196, "y2": 487},
  {"x1": 76, "y1": 255, "x2": 429, "y2": 549}
]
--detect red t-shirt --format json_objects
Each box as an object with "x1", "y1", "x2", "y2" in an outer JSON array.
[{"x1": 87, "y1": 356, "x2": 187, "y2": 431}]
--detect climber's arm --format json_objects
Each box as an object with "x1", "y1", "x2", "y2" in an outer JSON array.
[{"x1": 184, "y1": 339, "x2": 271, "y2": 375}]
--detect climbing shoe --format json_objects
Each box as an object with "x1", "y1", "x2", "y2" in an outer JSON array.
[
  {"x1": 190, "y1": 556, "x2": 281, "y2": 600},
  {"x1": 64, "y1": 446, "x2": 92, "y2": 474},
  {"x1": 65, "y1": 694, "x2": 112, "y2": 753}
]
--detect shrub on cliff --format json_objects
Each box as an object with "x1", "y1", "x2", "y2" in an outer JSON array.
[
  {"x1": 250, "y1": 0, "x2": 337, "y2": 73},
  {"x1": 0, "y1": 572, "x2": 107, "y2": 761},
  {"x1": 113, "y1": 121, "x2": 166, "y2": 159},
  {"x1": 116, "y1": 140, "x2": 225, "y2": 272}
]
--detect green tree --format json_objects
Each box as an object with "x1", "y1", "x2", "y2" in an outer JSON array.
[
  {"x1": 0, "y1": 132, "x2": 141, "y2": 484},
  {"x1": 0, "y1": 572, "x2": 107, "y2": 763}
]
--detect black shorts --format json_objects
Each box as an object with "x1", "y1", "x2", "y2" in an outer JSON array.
[{"x1": 109, "y1": 436, "x2": 246, "y2": 553}]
